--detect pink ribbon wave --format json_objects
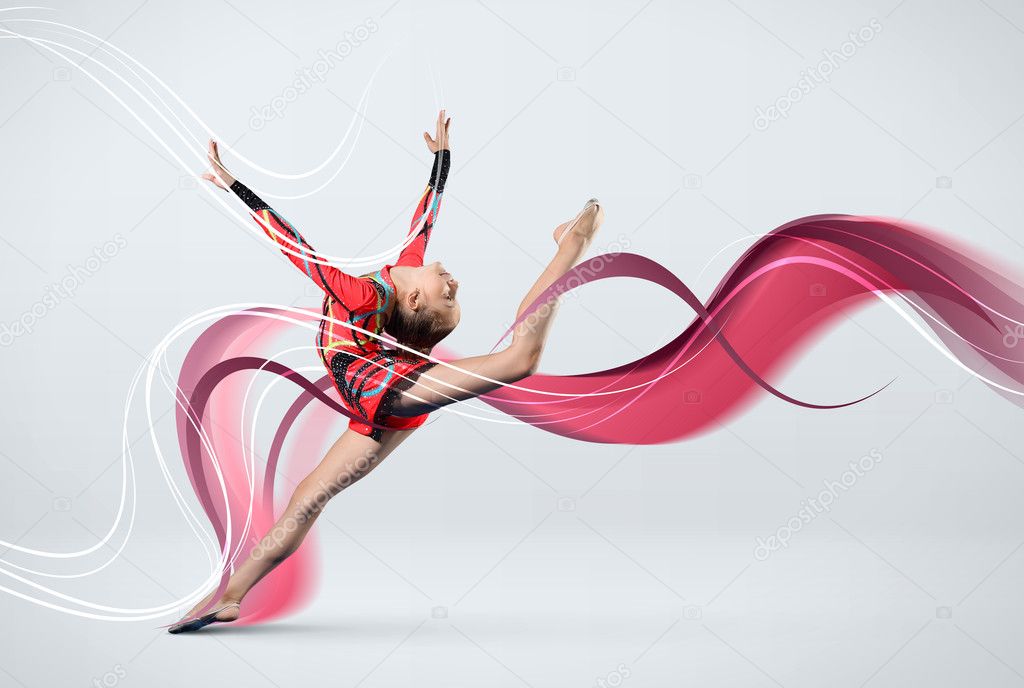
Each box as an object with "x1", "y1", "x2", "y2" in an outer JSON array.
[{"x1": 173, "y1": 214, "x2": 1024, "y2": 624}]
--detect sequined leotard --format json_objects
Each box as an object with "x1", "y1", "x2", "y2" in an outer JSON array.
[{"x1": 230, "y1": 150, "x2": 450, "y2": 439}]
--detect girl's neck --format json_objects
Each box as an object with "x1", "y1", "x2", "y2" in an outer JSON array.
[{"x1": 388, "y1": 264, "x2": 413, "y2": 300}]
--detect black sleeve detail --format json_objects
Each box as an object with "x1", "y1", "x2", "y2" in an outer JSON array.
[
  {"x1": 428, "y1": 150, "x2": 451, "y2": 193},
  {"x1": 230, "y1": 180, "x2": 271, "y2": 212}
]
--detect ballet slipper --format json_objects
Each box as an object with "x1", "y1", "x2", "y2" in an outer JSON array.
[{"x1": 167, "y1": 602, "x2": 240, "y2": 634}]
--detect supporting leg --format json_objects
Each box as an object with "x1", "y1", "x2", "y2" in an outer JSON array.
[{"x1": 171, "y1": 428, "x2": 413, "y2": 630}]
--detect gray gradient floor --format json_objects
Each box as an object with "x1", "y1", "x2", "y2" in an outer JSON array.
[{"x1": 1, "y1": 0, "x2": 1023, "y2": 686}]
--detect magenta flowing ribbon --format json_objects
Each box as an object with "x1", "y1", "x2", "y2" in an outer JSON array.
[{"x1": 173, "y1": 214, "x2": 1024, "y2": 623}]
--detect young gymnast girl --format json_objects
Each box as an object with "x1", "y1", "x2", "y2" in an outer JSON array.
[{"x1": 169, "y1": 110, "x2": 604, "y2": 633}]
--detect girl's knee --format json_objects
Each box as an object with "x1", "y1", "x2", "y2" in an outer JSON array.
[
  {"x1": 289, "y1": 479, "x2": 339, "y2": 520},
  {"x1": 506, "y1": 344, "x2": 541, "y2": 380}
]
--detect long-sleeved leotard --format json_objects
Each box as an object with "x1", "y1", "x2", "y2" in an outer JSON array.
[{"x1": 230, "y1": 150, "x2": 450, "y2": 439}]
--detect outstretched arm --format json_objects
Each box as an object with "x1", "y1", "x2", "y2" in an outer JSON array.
[
  {"x1": 395, "y1": 110, "x2": 452, "y2": 268},
  {"x1": 201, "y1": 139, "x2": 375, "y2": 310}
]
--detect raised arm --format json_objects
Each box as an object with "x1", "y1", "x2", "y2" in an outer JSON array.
[
  {"x1": 395, "y1": 110, "x2": 452, "y2": 268},
  {"x1": 201, "y1": 139, "x2": 375, "y2": 311}
]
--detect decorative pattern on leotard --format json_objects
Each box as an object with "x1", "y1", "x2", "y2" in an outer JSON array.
[{"x1": 229, "y1": 149, "x2": 450, "y2": 439}]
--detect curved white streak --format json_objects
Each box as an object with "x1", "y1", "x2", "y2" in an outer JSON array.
[
  {"x1": 0, "y1": 348, "x2": 226, "y2": 616},
  {"x1": 2, "y1": 9, "x2": 1020, "y2": 619},
  {"x1": 0, "y1": 357, "x2": 146, "y2": 556},
  {"x1": 3, "y1": 249, "x2": 1018, "y2": 549},
  {"x1": 3, "y1": 257, "x2": 1018, "y2": 619},
  {"x1": 697, "y1": 226, "x2": 1024, "y2": 337},
  {"x1": 24, "y1": 22, "x2": 377, "y2": 201},
  {"x1": 0, "y1": 26, "x2": 426, "y2": 268},
  {"x1": 4, "y1": 16, "x2": 382, "y2": 182},
  {"x1": 148, "y1": 297, "x2": 1024, "y2": 406},
  {"x1": 0, "y1": 15, "x2": 407, "y2": 618},
  {"x1": 779, "y1": 229, "x2": 1024, "y2": 364}
]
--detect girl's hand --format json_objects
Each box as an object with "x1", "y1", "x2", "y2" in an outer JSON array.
[
  {"x1": 201, "y1": 139, "x2": 236, "y2": 191},
  {"x1": 422, "y1": 109, "x2": 451, "y2": 153}
]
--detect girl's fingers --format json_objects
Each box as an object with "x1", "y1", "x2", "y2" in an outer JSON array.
[{"x1": 201, "y1": 172, "x2": 226, "y2": 191}]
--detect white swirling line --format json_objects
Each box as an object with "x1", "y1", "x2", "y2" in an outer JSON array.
[
  {"x1": 1, "y1": 8, "x2": 1023, "y2": 621},
  {"x1": 0, "y1": 9, "x2": 441, "y2": 270}
]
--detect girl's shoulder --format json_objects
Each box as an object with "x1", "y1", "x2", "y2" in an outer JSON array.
[
  {"x1": 347, "y1": 269, "x2": 395, "y2": 336},
  {"x1": 361, "y1": 268, "x2": 396, "y2": 304}
]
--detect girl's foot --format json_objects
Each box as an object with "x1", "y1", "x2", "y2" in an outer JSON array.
[
  {"x1": 168, "y1": 600, "x2": 240, "y2": 634},
  {"x1": 554, "y1": 199, "x2": 603, "y2": 246}
]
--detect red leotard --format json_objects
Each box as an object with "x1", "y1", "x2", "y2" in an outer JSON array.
[{"x1": 230, "y1": 150, "x2": 450, "y2": 439}]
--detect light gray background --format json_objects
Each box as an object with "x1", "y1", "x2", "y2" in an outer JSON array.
[{"x1": 1, "y1": 0, "x2": 1023, "y2": 686}]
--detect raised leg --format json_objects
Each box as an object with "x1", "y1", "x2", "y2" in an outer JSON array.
[{"x1": 391, "y1": 201, "x2": 603, "y2": 416}]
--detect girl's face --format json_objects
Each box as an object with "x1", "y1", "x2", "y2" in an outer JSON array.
[{"x1": 413, "y1": 261, "x2": 461, "y2": 330}]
